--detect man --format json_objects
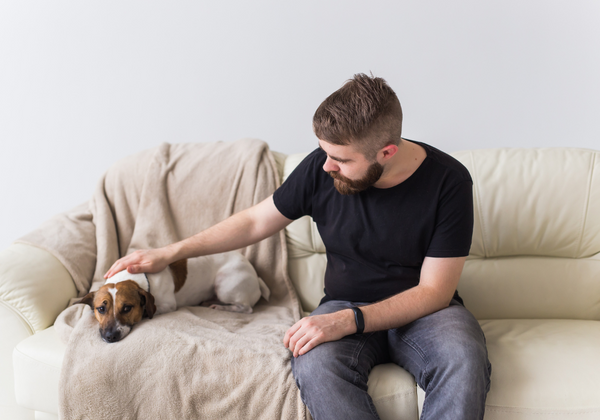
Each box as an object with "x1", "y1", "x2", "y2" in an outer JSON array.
[{"x1": 105, "y1": 74, "x2": 491, "y2": 419}]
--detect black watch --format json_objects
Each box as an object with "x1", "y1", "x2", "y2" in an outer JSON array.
[{"x1": 350, "y1": 306, "x2": 365, "y2": 334}]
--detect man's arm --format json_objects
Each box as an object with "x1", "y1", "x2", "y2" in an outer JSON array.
[
  {"x1": 284, "y1": 256, "x2": 467, "y2": 357},
  {"x1": 104, "y1": 195, "x2": 292, "y2": 278}
]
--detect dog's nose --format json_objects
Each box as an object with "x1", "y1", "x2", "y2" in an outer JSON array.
[{"x1": 102, "y1": 329, "x2": 121, "y2": 343}]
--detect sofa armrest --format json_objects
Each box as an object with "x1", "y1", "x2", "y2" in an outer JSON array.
[
  {"x1": 0, "y1": 243, "x2": 77, "y2": 419},
  {"x1": 0, "y1": 244, "x2": 77, "y2": 334}
]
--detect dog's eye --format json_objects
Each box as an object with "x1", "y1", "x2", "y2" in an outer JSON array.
[
  {"x1": 97, "y1": 306, "x2": 106, "y2": 314},
  {"x1": 122, "y1": 305, "x2": 133, "y2": 313}
]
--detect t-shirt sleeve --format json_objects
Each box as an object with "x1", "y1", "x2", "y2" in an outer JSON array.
[
  {"x1": 272, "y1": 148, "x2": 322, "y2": 220},
  {"x1": 426, "y1": 179, "x2": 474, "y2": 258}
]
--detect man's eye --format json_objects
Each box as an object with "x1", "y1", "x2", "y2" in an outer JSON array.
[
  {"x1": 96, "y1": 306, "x2": 106, "y2": 314},
  {"x1": 122, "y1": 305, "x2": 132, "y2": 313}
]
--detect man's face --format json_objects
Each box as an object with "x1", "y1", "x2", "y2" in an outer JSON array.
[{"x1": 318, "y1": 140, "x2": 384, "y2": 195}]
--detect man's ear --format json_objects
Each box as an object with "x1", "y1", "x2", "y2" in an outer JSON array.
[
  {"x1": 379, "y1": 144, "x2": 399, "y2": 161},
  {"x1": 79, "y1": 292, "x2": 95, "y2": 308},
  {"x1": 139, "y1": 290, "x2": 156, "y2": 319}
]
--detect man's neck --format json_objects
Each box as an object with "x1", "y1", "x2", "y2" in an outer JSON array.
[{"x1": 374, "y1": 139, "x2": 427, "y2": 189}]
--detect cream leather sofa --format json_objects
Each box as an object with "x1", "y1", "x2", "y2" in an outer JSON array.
[{"x1": 1, "y1": 147, "x2": 599, "y2": 420}]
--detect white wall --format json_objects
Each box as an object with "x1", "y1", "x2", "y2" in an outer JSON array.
[{"x1": 1, "y1": 0, "x2": 599, "y2": 250}]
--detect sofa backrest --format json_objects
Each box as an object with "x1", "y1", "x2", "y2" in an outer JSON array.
[
  {"x1": 281, "y1": 148, "x2": 600, "y2": 320},
  {"x1": 453, "y1": 148, "x2": 600, "y2": 320}
]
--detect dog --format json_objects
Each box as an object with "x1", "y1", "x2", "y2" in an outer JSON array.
[{"x1": 79, "y1": 251, "x2": 270, "y2": 343}]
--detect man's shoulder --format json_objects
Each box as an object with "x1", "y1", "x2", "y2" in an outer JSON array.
[{"x1": 412, "y1": 140, "x2": 472, "y2": 183}]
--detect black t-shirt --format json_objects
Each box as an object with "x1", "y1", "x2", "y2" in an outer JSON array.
[{"x1": 273, "y1": 140, "x2": 474, "y2": 304}]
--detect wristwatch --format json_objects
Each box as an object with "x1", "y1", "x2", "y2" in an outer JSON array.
[{"x1": 350, "y1": 306, "x2": 365, "y2": 334}]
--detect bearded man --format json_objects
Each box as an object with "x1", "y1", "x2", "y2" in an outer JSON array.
[{"x1": 106, "y1": 73, "x2": 492, "y2": 420}]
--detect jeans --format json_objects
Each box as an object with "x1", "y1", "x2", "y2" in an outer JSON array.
[{"x1": 291, "y1": 300, "x2": 492, "y2": 420}]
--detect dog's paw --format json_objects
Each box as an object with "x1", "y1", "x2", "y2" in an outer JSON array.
[{"x1": 209, "y1": 303, "x2": 253, "y2": 314}]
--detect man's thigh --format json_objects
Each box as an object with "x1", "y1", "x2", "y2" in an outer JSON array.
[
  {"x1": 295, "y1": 300, "x2": 390, "y2": 381},
  {"x1": 387, "y1": 300, "x2": 491, "y2": 392}
]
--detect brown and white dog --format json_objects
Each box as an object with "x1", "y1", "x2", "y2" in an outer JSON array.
[{"x1": 80, "y1": 251, "x2": 270, "y2": 343}]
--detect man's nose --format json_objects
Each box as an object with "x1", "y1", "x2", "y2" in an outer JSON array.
[{"x1": 323, "y1": 157, "x2": 339, "y2": 173}]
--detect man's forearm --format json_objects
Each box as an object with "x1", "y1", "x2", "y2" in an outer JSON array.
[
  {"x1": 164, "y1": 195, "x2": 292, "y2": 262},
  {"x1": 165, "y1": 208, "x2": 262, "y2": 261},
  {"x1": 360, "y1": 284, "x2": 451, "y2": 333}
]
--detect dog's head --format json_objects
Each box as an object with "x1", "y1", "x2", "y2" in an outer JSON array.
[{"x1": 79, "y1": 280, "x2": 156, "y2": 343}]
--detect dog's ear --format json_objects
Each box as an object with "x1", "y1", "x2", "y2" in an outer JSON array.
[
  {"x1": 139, "y1": 289, "x2": 156, "y2": 319},
  {"x1": 78, "y1": 292, "x2": 95, "y2": 308}
]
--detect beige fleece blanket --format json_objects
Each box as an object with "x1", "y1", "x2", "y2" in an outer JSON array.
[{"x1": 18, "y1": 139, "x2": 308, "y2": 420}]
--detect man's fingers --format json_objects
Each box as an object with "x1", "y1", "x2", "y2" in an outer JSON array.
[
  {"x1": 127, "y1": 264, "x2": 142, "y2": 274},
  {"x1": 297, "y1": 337, "x2": 321, "y2": 357},
  {"x1": 292, "y1": 333, "x2": 312, "y2": 358},
  {"x1": 104, "y1": 263, "x2": 122, "y2": 279},
  {"x1": 104, "y1": 251, "x2": 148, "y2": 278},
  {"x1": 105, "y1": 257, "x2": 132, "y2": 278},
  {"x1": 283, "y1": 320, "x2": 303, "y2": 348}
]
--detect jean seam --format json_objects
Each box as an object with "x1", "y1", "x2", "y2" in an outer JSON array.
[
  {"x1": 391, "y1": 329, "x2": 433, "y2": 389},
  {"x1": 349, "y1": 332, "x2": 372, "y2": 371},
  {"x1": 351, "y1": 332, "x2": 381, "y2": 419}
]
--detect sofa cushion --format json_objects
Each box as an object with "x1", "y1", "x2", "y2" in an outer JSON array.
[
  {"x1": 459, "y1": 256, "x2": 600, "y2": 321},
  {"x1": 481, "y1": 319, "x2": 600, "y2": 419},
  {"x1": 452, "y1": 148, "x2": 600, "y2": 260}
]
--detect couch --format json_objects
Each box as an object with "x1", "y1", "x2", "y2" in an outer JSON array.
[{"x1": 1, "y1": 145, "x2": 599, "y2": 420}]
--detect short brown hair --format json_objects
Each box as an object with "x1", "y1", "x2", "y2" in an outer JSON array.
[{"x1": 313, "y1": 73, "x2": 403, "y2": 160}]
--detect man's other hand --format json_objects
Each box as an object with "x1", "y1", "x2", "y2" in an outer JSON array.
[{"x1": 283, "y1": 309, "x2": 356, "y2": 357}]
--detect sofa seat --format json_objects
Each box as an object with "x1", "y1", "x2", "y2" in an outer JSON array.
[
  {"x1": 19, "y1": 318, "x2": 600, "y2": 420},
  {"x1": 481, "y1": 319, "x2": 600, "y2": 419}
]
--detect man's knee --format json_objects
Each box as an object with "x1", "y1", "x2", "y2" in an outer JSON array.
[
  {"x1": 292, "y1": 340, "x2": 354, "y2": 389},
  {"x1": 425, "y1": 330, "x2": 491, "y2": 394}
]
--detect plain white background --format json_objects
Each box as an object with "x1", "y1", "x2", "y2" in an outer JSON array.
[{"x1": 1, "y1": 1, "x2": 599, "y2": 250}]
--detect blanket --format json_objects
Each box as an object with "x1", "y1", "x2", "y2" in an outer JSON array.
[{"x1": 17, "y1": 139, "x2": 308, "y2": 420}]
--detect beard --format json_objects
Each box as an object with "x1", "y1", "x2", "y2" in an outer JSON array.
[{"x1": 328, "y1": 161, "x2": 384, "y2": 195}]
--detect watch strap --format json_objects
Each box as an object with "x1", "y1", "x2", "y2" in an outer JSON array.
[{"x1": 350, "y1": 306, "x2": 365, "y2": 334}]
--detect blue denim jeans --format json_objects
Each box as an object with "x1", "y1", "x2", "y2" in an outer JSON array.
[{"x1": 291, "y1": 300, "x2": 492, "y2": 420}]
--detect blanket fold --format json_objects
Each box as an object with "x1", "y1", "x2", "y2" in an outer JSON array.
[{"x1": 19, "y1": 138, "x2": 307, "y2": 420}]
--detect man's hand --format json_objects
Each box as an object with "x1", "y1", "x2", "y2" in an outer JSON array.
[
  {"x1": 283, "y1": 309, "x2": 356, "y2": 357},
  {"x1": 104, "y1": 248, "x2": 172, "y2": 279}
]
